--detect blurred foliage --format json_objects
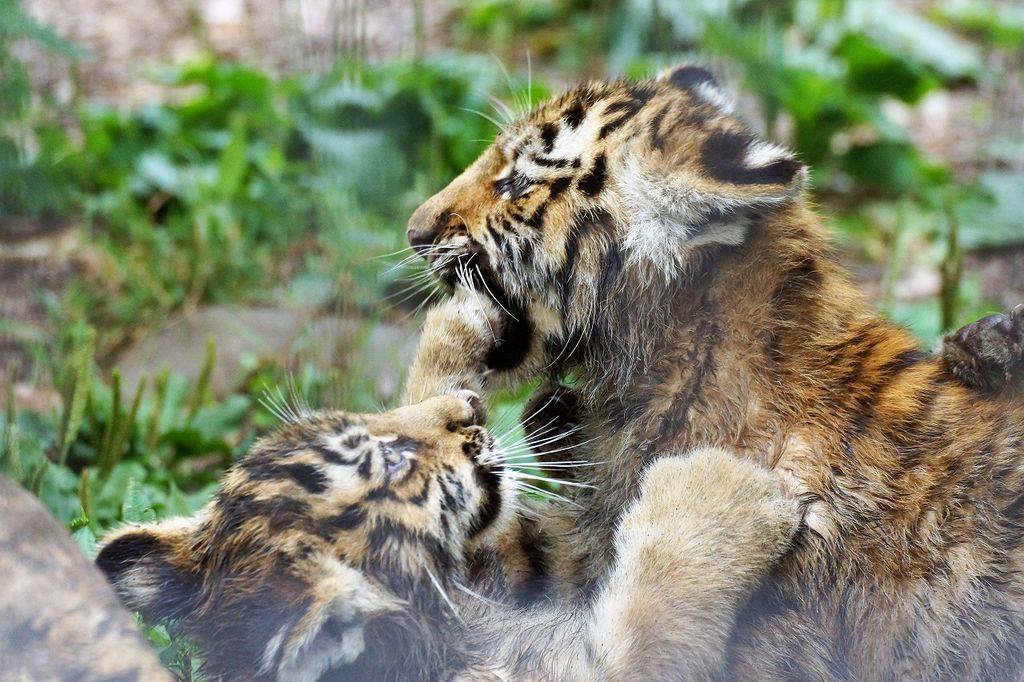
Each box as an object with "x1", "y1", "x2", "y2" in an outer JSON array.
[
  {"x1": 56, "y1": 56, "x2": 527, "y2": 353},
  {"x1": 0, "y1": 0, "x2": 80, "y2": 219}
]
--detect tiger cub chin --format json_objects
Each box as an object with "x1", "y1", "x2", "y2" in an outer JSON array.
[
  {"x1": 403, "y1": 61, "x2": 1024, "y2": 680},
  {"x1": 96, "y1": 392, "x2": 799, "y2": 681}
]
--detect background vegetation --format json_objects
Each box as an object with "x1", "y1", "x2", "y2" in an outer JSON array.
[{"x1": 1, "y1": 0, "x2": 1022, "y2": 674}]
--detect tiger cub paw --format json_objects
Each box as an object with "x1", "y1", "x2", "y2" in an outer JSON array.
[
  {"x1": 625, "y1": 449, "x2": 800, "y2": 568},
  {"x1": 941, "y1": 306, "x2": 1024, "y2": 394}
]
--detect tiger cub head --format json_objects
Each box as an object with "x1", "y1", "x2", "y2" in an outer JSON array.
[
  {"x1": 96, "y1": 392, "x2": 514, "y2": 682},
  {"x1": 407, "y1": 66, "x2": 807, "y2": 368}
]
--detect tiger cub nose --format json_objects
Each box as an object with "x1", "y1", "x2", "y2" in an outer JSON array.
[{"x1": 407, "y1": 206, "x2": 438, "y2": 255}]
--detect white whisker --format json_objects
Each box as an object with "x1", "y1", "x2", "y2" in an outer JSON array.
[
  {"x1": 476, "y1": 265, "x2": 518, "y2": 321},
  {"x1": 425, "y1": 567, "x2": 462, "y2": 622},
  {"x1": 513, "y1": 481, "x2": 573, "y2": 504},
  {"x1": 459, "y1": 106, "x2": 504, "y2": 131},
  {"x1": 455, "y1": 582, "x2": 501, "y2": 608},
  {"x1": 513, "y1": 471, "x2": 594, "y2": 489}
]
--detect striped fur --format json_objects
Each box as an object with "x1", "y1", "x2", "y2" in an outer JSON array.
[
  {"x1": 96, "y1": 392, "x2": 800, "y2": 681},
  {"x1": 98, "y1": 394, "x2": 513, "y2": 681},
  {"x1": 407, "y1": 65, "x2": 1024, "y2": 679}
]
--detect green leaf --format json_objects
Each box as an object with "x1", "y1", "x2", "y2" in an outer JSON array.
[
  {"x1": 957, "y1": 171, "x2": 1024, "y2": 250},
  {"x1": 72, "y1": 525, "x2": 98, "y2": 557},
  {"x1": 121, "y1": 476, "x2": 156, "y2": 523},
  {"x1": 1, "y1": 381, "x2": 20, "y2": 480},
  {"x1": 136, "y1": 152, "x2": 180, "y2": 193},
  {"x1": 858, "y1": 3, "x2": 982, "y2": 81},
  {"x1": 216, "y1": 115, "x2": 249, "y2": 199},
  {"x1": 158, "y1": 427, "x2": 232, "y2": 457},
  {"x1": 58, "y1": 327, "x2": 95, "y2": 467},
  {"x1": 142, "y1": 622, "x2": 173, "y2": 649},
  {"x1": 837, "y1": 33, "x2": 938, "y2": 103},
  {"x1": 190, "y1": 394, "x2": 250, "y2": 441}
]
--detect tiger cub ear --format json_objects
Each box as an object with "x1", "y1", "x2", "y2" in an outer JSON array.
[
  {"x1": 622, "y1": 64, "x2": 807, "y2": 265},
  {"x1": 653, "y1": 64, "x2": 807, "y2": 203},
  {"x1": 657, "y1": 65, "x2": 736, "y2": 114},
  {"x1": 95, "y1": 519, "x2": 203, "y2": 624}
]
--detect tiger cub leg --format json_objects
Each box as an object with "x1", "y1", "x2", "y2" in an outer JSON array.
[
  {"x1": 584, "y1": 448, "x2": 799, "y2": 680},
  {"x1": 403, "y1": 288, "x2": 503, "y2": 404},
  {"x1": 941, "y1": 305, "x2": 1024, "y2": 395}
]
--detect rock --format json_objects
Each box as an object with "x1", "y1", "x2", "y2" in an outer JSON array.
[
  {"x1": 116, "y1": 305, "x2": 312, "y2": 396},
  {"x1": 0, "y1": 476, "x2": 171, "y2": 681},
  {"x1": 115, "y1": 305, "x2": 419, "y2": 403}
]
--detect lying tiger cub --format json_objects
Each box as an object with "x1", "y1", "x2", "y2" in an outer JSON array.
[
  {"x1": 403, "y1": 61, "x2": 1024, "y2": 680},
  {"x1": 96, "y1": 391, "x2": 799, "y2": 680}
]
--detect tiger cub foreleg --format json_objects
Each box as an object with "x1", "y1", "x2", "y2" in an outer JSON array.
[
  {"x1": 583, "y1": 448, "x2": 799, "y2": 680},
  {"x1": 403, "y1": 287, "x2": 504, "y2": 404}
]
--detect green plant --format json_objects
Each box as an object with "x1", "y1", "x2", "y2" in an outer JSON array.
[
  {"x1": 56, "y1": 56, "x2": 537, "y2": 352},
  {"x1": 2, "y1": 328, "x2": 253, "y2": 541},
  {"x1": 0, "y1": 0, "x2": 80, "y2": 219}
]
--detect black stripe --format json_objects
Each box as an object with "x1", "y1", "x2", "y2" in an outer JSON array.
[
  {"x1": 654, "y1": 312, "x2": 722, "y2": 448},
  {"x1": 95, "y1": 532, "x2": 167, "y2": 578},
  {"x1": 548, "y1": 175, "x2": 572, "y2": 200},
  {"x1": 467, "y1": 467, "x2": 502, "y2": 538},
  {"x1": 485, "y1": 215, "x2": 505, "y2": 250},
  {"x1": 366, "y1": 486, "x2": 399, "y2": 502},
  {"x1": 599, "y1": 112, "x2": 636, "y2": 138},
  {"x1": 212, "y1": 494, "x2": 313, "y2": 537},
  {"x1": 278, "y1": 462, "x2": 328, "y2": 494},
  {"x1": 563, "y1": 100, "x2": 585, "y2": 128},
  {"x1": 517, "y1": 235, "x2": 535, "y2": 265},
  {"x1": 480, "y1": 268, "x2": 533, "y2": 372},
  {"x1": 367, "y1": 518, "x2": 421, "y2": 553},
  {"x1": 341, "y1": 432, "x2": 368, "y2": 449},
  {"x1": 357, "y1": 451, "x2": 373, "y2": 479},
  {"x1": 407, "y1": 478, "x2": 431, "y2": 506},
  {"x1": 539, "y1": 122, "x2": 558, "y2": 153},
  {"x1": 577, "y1": 153, "x2": 607, "y2": 197},
  {"x1": 241, "y1": 460, "x2": 329, "y2": 494},
  {"x1": 557, "y1": 229, "x2": 580, "y2": 312},
  {"x1": 848, "y1": 345, "x2": 925, "y2": 436},
  {"x1": 598, "y1": 91, "x2": 651, "y2": 139},
  {"x1": 649, "y1": 102, "x2": 673, "y2": 152},
  {"x1": 597, "y1": 241, "x2": 623, "y2": 300},
  {"x1": 318, "y1": 505, "x2": 366, "y2": 535},
  {"x1": 524, "y1": 202, "x2": 547, "y2": 230},
  {"x1": 666, "y1": 66, "x2": 719, "y2": 96},
  {"x1": 512, "y1": 516, "x2": 552, "y2": 604},
  {"x1": 889, "y1": 378, "x2": 944, "y2": 470},
  {"x1": 317, "y1": 444, "x2": 361, "y2": 466},
  {"x1": 701, "y1": 130, "x2": 802, "y2": 186},
  {"x1": 533, "y1": 155, "x2": 570, "y2": 168}
]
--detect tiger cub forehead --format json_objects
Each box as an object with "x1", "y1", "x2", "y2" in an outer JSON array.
[{"x1": 498, "y1": 66, "x2": 800, "y2": 191}]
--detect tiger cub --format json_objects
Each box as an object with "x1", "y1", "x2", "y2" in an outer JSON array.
[
  {"x1": 404, "y1": 63, "x2": 1024, "y2": 680},
  {"x1": 97, "y1": 391, "x2": 799, "y2": 681}
]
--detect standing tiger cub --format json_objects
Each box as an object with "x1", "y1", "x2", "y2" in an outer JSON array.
[{"x1": 405, "y1": 64, "x2": 1024, "y2": 679}]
